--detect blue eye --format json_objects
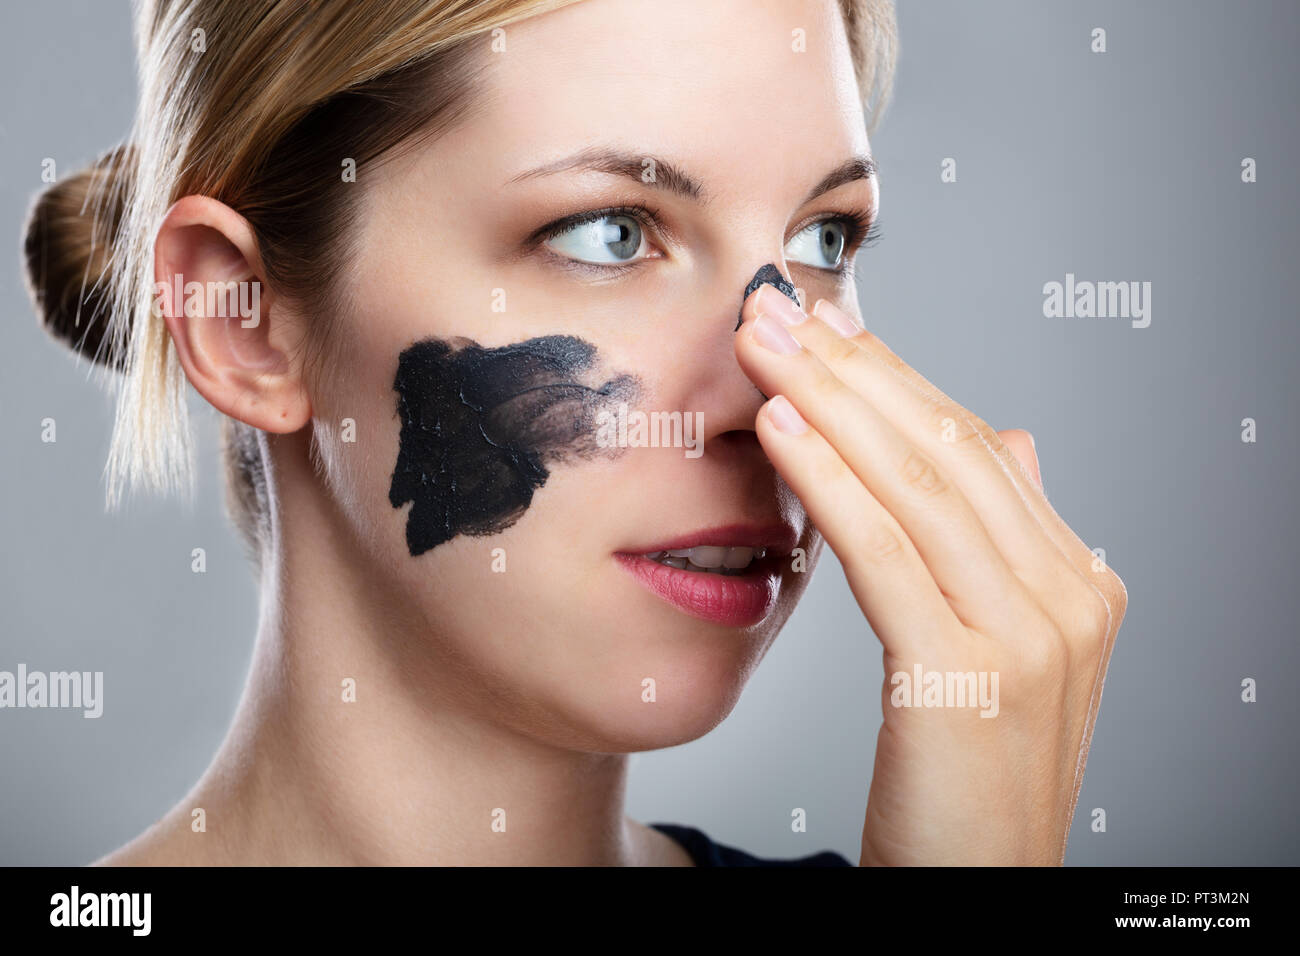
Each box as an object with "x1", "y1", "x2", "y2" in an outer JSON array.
[
  {"x1": 545, "y1": 213, "x2": 648, "y2": 264},
  {"x1": 785, "y1": 219, "x2": 849, "y2": 270}
]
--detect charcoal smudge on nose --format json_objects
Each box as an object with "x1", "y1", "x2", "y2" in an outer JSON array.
[
  {"x1": 735, "y1": 263, "x2": 799, "y2": 331},
  {"x1": 737, "y1": 263, "x2": 797, "y2": 401},
  {"x1": 388, "y1": 334, "x2": 640, "y2": 556}
]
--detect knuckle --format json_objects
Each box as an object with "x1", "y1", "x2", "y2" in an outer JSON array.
[
  {"x1": 897, "y1": 447, "x2": 949, "y2": 498},
  {"x1": 1025, "y1": 621, "x2": 1072, "y2": 678},
  {"x1": 1015, "y1": 628, "x2": 1070, "y2": 684},
  {"x1": 1066, "y1": 585, "x2": 1113, "y2": 643},
  {"x1": 855, "y1": 518, "x2": 907, "y2": 564},
  {"x1": 818, "y1": 332, "x2": 862, "y2": 368},
  {"x1": 803, "y1": 444, "x2": 853, "y2": 489},
  {"x1": 804, "y1": 365, "x2": 851, "y2": 425},
  {"x1": 928, "y1": 400, "x2": 982, "y2": 448}
]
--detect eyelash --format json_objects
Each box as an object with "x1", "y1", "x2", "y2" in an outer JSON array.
[
  {"x1": 528, "y1": 204, "x2": 666, "y2": 246},
  {"x1": 527, "y1": 203, "x2": 880, "y2": 274},
  {"x1": 801, "y1": 208, "x2": 882, "y2": 274}
]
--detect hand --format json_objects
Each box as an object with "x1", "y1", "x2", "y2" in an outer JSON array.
[{"x1": 735, "y1": 286, "x2": 1126, "y2": 866}]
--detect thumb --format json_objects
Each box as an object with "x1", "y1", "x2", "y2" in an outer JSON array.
[{"x1": 997, "y1": 428, "x2": 1042, "y2": 492}]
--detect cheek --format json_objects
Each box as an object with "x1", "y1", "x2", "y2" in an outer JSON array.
[
  {"x1": 310, "y1": 379, "x2": 394, "y2": 551},
  {"x1": 305, "y1": 319, "x2": 406, "y2": 555},
  {"x1": 387, "y1": 333, "x2": 640, "y2": 557}
]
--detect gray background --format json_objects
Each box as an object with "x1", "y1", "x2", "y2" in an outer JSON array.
[{"x1": 2, "y1": 0, "x2": 1296, "y2": 865}]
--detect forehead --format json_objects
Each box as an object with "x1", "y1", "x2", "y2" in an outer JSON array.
[{"x1": 465, "y1": 0, "x2": 870, "y2": 189}]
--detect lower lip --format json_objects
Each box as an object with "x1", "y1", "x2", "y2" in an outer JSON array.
[{"x1": 615, "y1": 553, "x2": 780, "y2": 628}]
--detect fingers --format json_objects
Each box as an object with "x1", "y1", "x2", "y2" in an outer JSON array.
[
  {"x1": 754, "y1": 395, "x2": 960, "y2": 656},
  {"x1": 773, "y1": 295, "x2": 1125, "y2": 836},
  {"x1": 735, "y1": 293, "x2": 1041, "y2": 637},
  {"x1": 760, "y1": 292, "x2": 1116, "y2": 644},
  {"x1": 805, "y1": 299, "x2": 1126, "y2": 635},
  {"x1": 997, "y1": 429, "x2": 1042, "y2": 492},
  {"x1": 800, "y1": 298, "x2": 1088, "y2": 615}
]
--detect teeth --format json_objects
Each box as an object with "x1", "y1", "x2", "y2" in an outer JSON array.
[
  {"x1": 641, "y1": 545, "x2": 768, "y2": 575},
  {"x1": 689, "y1": 546, "x2": 728, "y2": 569},
  {"x1": 723, "y1": 547, "x2": 754, "y2": 569}
]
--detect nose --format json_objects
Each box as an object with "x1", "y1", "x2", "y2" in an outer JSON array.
[
  {"x1": 734, "y1": 262, "x2": 801, "y2": 331},
  {"x1": 677, "y1": 258, "x2": 800, "y2": 445}
]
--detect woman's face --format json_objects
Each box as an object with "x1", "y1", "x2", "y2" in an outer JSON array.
[{"x1": 313, "y1": 0, "x2": 877, "y2": 750}]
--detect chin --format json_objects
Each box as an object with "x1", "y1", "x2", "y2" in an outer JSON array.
[{"x1": 519, "y1": 593, "x2": 802, "y2": 755}]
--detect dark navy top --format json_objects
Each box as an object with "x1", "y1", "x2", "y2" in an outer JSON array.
[{"x1": 650, "y1": 823, "x2": 854, "y2": 867}]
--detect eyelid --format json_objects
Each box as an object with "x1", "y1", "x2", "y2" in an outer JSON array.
[
  {"x1": 536, "y1": 251, "x2": 646, "y2": 279},
  {"x1": 522, "y1": 202, "x2": 878, "y2": 275},
  {"x1": 785, "y1": 208, "x2": 881, "y2": 274},
  {"x1": 785, "y1": 207, "x2": 876, "y2": 245},
  {"x1": 526, "y1": 203, "x2": 669, "y2": 248}
]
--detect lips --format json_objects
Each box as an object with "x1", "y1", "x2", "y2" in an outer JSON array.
[
  {"x1": 625, "y1": 523, "x2": 800, "y2": 557},
  {"x1": 615, "y1": 523, "x2": 798, "y2": 627},
  {"x1": 642, "y1": 546, "x2": 766, "y2": 575}
]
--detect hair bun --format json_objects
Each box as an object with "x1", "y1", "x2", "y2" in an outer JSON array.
[{"x1": 22, "y1": 145, "x2": 134, "y2": 370}]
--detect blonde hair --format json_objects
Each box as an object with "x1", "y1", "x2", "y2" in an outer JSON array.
[{"x1": 22, "y1": 0, "x2": 896, "y2": 555}]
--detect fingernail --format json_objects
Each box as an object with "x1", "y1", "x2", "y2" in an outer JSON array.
[
  {"x1": 752, "y1": 313, "x2": 802, "y2": 354},
  {"x1": 766, "y1": 395, "x2": 808, "y2": 435},
  {"x1": 756, "y1": 284, "x2": 807, "y2": 326},
  {"x1": 812, "y1": 299, "x2": 861, "y2": 337}
]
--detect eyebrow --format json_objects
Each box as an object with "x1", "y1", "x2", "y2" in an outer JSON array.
[
  {"x1": 507, "y1": 149, "x2": 877, "y2": 207},
  {"x1": 802, "y1": 156, "x2": 877, "y2": 205},
  {"x1": 508, "y1": 148, "x2": 705, "y2": 200}
]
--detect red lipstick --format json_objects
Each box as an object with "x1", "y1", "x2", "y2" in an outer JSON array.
[{"x1": 615, "y1": 523, "x2": 797, "y2": 627}]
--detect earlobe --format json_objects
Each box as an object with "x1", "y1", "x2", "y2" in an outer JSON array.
[{"x1": 154, "y1": 195, "x2": 312, "y2": 433}]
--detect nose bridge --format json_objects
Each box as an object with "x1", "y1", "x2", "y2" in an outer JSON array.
[
  {"x1": 696, "y1": 220, "x2": 798, "y2": 341},
  {"x1": 698, "y1": 171, "x2": 799, "y2": 330},
  {"x1": 664, "y1": 254, "x2": 799, "y2": 443},
  {"x1": 644, "y1": 171, "x2": 804, "y2": 431}
]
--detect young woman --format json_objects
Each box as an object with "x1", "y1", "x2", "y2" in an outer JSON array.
[{"x1": 23, "y1": 0, "x2": 1125, "y2": 866}]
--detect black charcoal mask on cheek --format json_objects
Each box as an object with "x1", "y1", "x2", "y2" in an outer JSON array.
[
  {"x1": 389, "y1": 335, "x2": 639, "y2": 556},
  {"x1": 736, "y1": 262, "x2": 799, "y2": 331}
]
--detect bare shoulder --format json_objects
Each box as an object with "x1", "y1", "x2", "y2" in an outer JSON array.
[
  {"x1": 91, "y1": 813, "x2": 212, "y2": 866},
  {"x1": 626, "y1": 819, "x2": 694, "y2": 867}
]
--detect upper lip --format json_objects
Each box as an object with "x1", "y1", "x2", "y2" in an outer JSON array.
[{"x1": 622, "y1": 522, "x2": 800, "y2": 557}]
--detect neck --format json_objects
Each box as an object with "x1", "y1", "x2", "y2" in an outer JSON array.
[{"x1": 130, "y1": 431, "x2": 643, "y2": 866}]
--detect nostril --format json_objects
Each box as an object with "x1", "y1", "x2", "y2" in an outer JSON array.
[{"x1": 735, "y1": 263, "x2": 799, "y2": 331}]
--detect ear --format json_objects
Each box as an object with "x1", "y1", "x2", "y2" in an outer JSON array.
[{"x1": 153, "y1": 195, "x2": 311, "y2": 433}]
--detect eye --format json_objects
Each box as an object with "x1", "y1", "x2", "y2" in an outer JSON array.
[
  {"x1": 544, "y1": 213, "x2": 649, "y2": 265},
  {"x1": 785, "y1": 219, "x2": 851, "y2": 270}
]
